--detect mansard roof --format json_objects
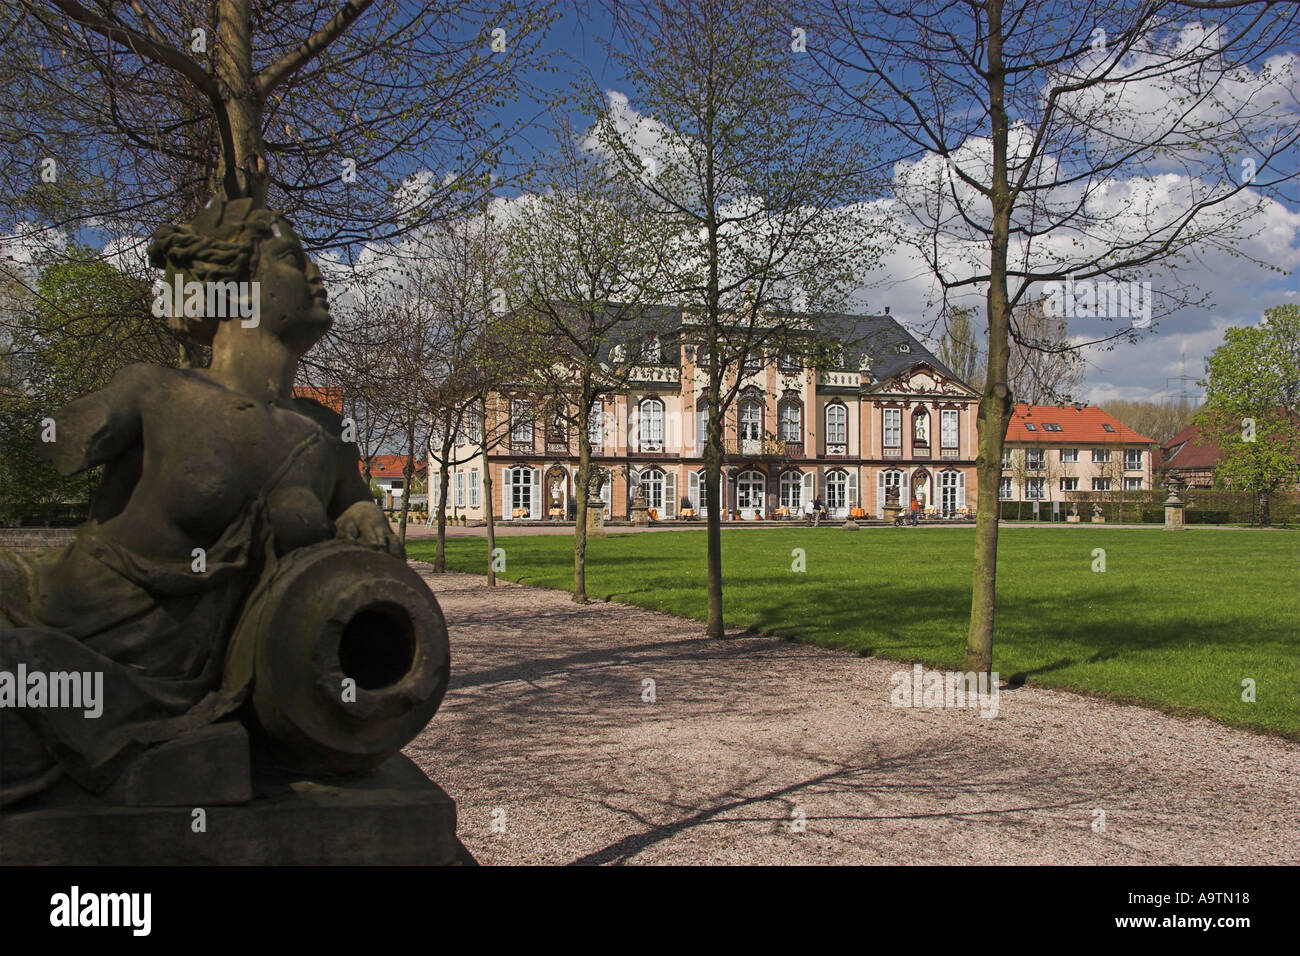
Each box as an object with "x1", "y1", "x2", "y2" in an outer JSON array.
[
  {"x1": 816, "y1": 311, "x2": 963, "y2": 385},
  {"x1": 524, "y1": 301, "x2": 972, "y2": 390}
]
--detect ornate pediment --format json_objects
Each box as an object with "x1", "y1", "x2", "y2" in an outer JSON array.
[{"x1": 877, "y1": 363, "x2": 973, "y2": 397}]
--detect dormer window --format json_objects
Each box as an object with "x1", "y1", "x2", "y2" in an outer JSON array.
[
  {"x1": 645, "y1": 334, "x2": 662, "y2": 364},
  {"x1": 897, "y1": 343, "x2": 910, "y2": 353},
  {"x1": 1025, "y1": 422, "x2": 1036, "y2": 431},
  {"x1": 1102, "y1": 423, "x2": 1115, "y2": 433}
]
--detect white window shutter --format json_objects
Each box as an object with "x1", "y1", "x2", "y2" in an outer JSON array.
[
  {"x1": 688, "y1": 470, "x2": 699, "y2": 509},
  {"x1": 876, "y1": 470, "x2": 885, "y2": 518},
  {"x1": 502, "y1": 467, "x2": 511, "y2": 519},
  {"x1": 848, "y1": 471, "x2": 858, "y2": 511},
  {"x1": 958, "y1": 471, "x2": 966, "y2": 509},
  {"x1": 531, "y1": 467, "x2": 542, "y2": 520},
  {"x1": 665, "y1": 471, "x2": 677, "y2": 518},
  {"x1": 802, "y1": 471, "x2": 815, "y2": 512},
  {"x1": 902, "y1": 470, "x2": 911, "y2": 505}
]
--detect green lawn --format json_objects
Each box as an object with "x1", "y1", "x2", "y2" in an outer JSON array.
[{"x1": 408, "y1": 527, "x2": 1300, "y2": 737}]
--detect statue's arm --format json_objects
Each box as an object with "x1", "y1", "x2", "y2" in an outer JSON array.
[{"x1": 35, "y1": 364, "x2": 149, "y2": 475}]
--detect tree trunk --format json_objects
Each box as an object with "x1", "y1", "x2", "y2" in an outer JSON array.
[
  {"x1": 214, "y1": 0, "x2": 267, "y2": 203},
  {"x1": 1259, "y1": 489, "x2": 1271, "y2": 527},
  {"x1": 965, "y1": 0, "x2": 1012, "y2": 677},
  {"x1": 398, "y1": 422, "x2": 414, "y2": 547},
  {"x1": 435, "y1": 442, "x2": 451, "y2": 573},
  {"x1": 704, "y1": 400, "x2": 724, "y2": 639},
  {"x1": 481, "y1": 394, "x2": 497, "y2": 586},
  {"x1": 573, "y1": 386, "x2": 591, "y2": 603}
]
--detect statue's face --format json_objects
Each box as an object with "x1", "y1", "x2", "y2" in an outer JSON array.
[{"x1": 252, "y1": 219, "x2": 332, "y2": 353}]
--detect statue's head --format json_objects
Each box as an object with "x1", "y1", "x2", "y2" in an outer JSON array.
[{"x1": 148, "y1": 196, "x2": 331, "y2": 354}]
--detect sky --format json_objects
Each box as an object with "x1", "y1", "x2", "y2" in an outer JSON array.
[
  {"x1": 368, "y1": 2, "x2": 1300, "y2": 406},
  {"x1": 5, "y1": 1, "x2": 1298, "y2": 406}
]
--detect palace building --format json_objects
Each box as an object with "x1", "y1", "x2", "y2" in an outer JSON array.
[{"x1": 434, "y1": 308, "x2": 984, "y2": 522}]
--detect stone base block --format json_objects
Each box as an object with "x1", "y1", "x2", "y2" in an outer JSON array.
[
  {"x1": 106, "y1": 722, "x2": 252, "y2": 807},
  {"x1": 0, "y1": 755, "x2": 471, "y2": 866}
]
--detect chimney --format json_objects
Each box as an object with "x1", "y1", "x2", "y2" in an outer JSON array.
[{"x1": 884, "y1": 305, "x2": 890, "y2": 314}]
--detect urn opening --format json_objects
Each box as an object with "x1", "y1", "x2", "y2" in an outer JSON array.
[{"x1": 338, "y1": 603, "x2": 416, "y2": 690}]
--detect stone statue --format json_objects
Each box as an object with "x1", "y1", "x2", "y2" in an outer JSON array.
[{"x1": 0, "y1": 198, "x2": 450, "y2": 828}]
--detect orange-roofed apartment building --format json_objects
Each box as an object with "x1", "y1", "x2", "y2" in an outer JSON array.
[
  {"x1": 999, "y1": 403, "x2": 1155, "y2": 508},
  {"x1": 363, "y1": 454, "x2": 426, "y2": 511}
]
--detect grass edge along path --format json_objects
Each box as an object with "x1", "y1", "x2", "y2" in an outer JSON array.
[{"x1": 408, "y1": 526, "x2": 1300, "y2": 739}]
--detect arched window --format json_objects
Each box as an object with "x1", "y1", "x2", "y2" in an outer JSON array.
[
  {"x1": 779, "y1": 470, "x2": 804, "y2": 510},
  {"x1": 825, "y1": 402, "x2": 847, "y2": 445},
  {"x1": 639, "y1": 397, "x2": 664, "y2": 448},
  {"x1": 939, "y1": 470, "x2": 966, "y2": 515},
  {"x1": 736, "y1": 469, "x2": 765, "y2": 517},
  {"x1": 826, "y1": 469, "x2": 848, "y2": 511},
  {"x1": 641, "y1": 467, "x2": 665, "y2": 511},
  {"x1": 777, "y1": 399, "x2": 801, "y2": 442},
  {"x1": 739, "y1": 398, "x2": 763, "y2": 441},
  {"x1": 587, "y1": 402, "x2": 604, "y2": 448},
  {"x1": 505, "y1": 465, "x2": 537, "y2": 519}
]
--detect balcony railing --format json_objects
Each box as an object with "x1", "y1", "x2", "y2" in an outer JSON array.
[
  {"x1": 883, "y1": 446, "x2": 902, "y2": 458},
  {"x1": 940, "y1": 447, "x2": 960, "y2": 459},
  {"x1": 816, "y1": 370, "x2": 861, "y2": 388},
  {"x1": 722, "y1": 436, "x2": 801, "y2": 457},
  {"x1": 627, "y1": 365, "x2": 682, "y2": 385},
  {"x1": 510, "y1": 441, "x2": 535, "y2": 456}
]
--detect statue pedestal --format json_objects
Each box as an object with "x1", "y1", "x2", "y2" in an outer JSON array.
[
  {"x1": 1164, "y1": 500, "x2": 1185, "y2": 530},
  {"x1": 1066, "y1": 514, "x2": 1081, "y2": 523},
  {"x1": 0, "y1": 754, "x2": 471, "y2": 865},
  {"x1": 841, "y1": 520, "x2": 859, "y2": 530},
  {"x1": 630, "y1": 492, "x2": 649, "y2": 527},
  {"x1": 883, "y1": 505, "x2": 902, "y2": 525},
  {"x1": 585, "y1": 497, "x2": 606, "y2": 538}
]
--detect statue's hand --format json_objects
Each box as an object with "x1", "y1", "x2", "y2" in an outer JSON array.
[{"x1": 335, "y1": 501, "x2": 404, "y2": 559}]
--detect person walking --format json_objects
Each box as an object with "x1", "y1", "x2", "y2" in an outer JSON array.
[{"x1": 909, "y1": 496, "x2": 922, "y2": 526}]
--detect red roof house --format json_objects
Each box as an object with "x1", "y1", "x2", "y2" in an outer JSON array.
[{"x1": 1005, "y1": 403, "x2": 1154, "y2": 445}]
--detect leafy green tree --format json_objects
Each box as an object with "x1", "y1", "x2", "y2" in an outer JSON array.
[
  {"x1": 1197, "y1": 304, "x2": 1300, "y2": 527},
  {"x1": 0, "y1": 246, "x2": 177, "y2": 518}
]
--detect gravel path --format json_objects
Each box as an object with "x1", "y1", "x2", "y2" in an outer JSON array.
[{"x1": 405, "y1": 568, "x2": 1299, "y2": 865}]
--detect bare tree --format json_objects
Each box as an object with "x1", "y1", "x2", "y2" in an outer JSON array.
[
  {"x1": 1103, "y1": 399, "x2": 1196, "y2": 445},
  {"x1": 937, "y1": 303, "x2": 986, "y2": 388},
  {"x1": 1008, "y1": 298, "x2": 1086, "y2": 405},
  {"x1": 4, "y1": 0, "x2": 553, "y2": 242},
  {"x1": 502, "y1": 119, "x2": 675, "y2": 603},
  {"x1": 418, "y1": 210, "x2": 517, "y2": 573},
  {"x1": 814, "y1": 0, "x2": 1300, "y2": 672},
  {"x1": 598, "y1": 0, "x2": 877, "y2": 638}
]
